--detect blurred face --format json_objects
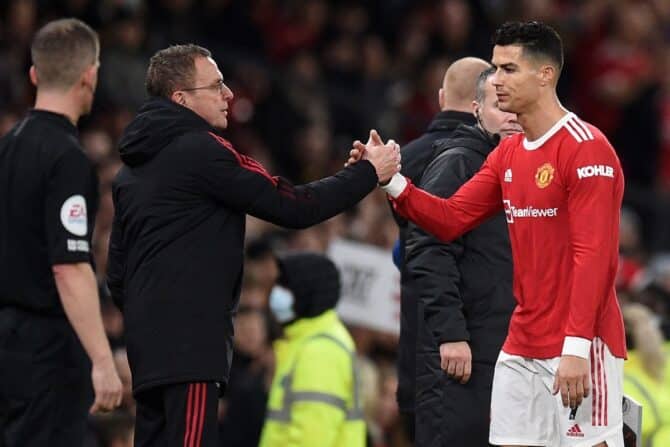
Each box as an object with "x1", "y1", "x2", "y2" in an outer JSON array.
[
  {"x1": 474, "y1": 77, "x2": 521, "y2": 138},
  {"x1": 179, "y1": 56, "x2": 234, "y2": 129},
  {"x1": 490, "y1": 45, "x2": 544, "y2": 115}
]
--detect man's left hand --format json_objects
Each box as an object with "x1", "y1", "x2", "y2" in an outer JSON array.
[{"x1": 553, "y1": 355, "x2": 590, "y2": 409}]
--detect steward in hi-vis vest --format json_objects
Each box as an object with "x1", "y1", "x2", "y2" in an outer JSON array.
[{"x1": 260, "y1": 252, "x2": 365, "y2": 447}]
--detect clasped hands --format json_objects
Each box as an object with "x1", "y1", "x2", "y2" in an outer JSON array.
[{"x1": 345, "y1": 129, "x2": 401, "y2": 185}]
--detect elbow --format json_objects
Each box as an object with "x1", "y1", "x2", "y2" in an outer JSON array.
[{"x1": 52, "y1": 262, "x2": 88, "y2": 280}]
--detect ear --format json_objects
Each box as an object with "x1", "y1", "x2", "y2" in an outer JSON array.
[
  {"x1": 81, "y1": 64, "x2": 98, "y2": 89},
  {"x1": 29, "y1": 66, "x2": 38, "y2": 87},
  {"x1": 171, "y1": 90, "x2": 187, "y2": 106},
  {"x1": 539, "y1": 64, "x2": 556, "y2": 87},
  {"x1": 438, "y1": 87, "x2": 445, "y2": 110},
  {"x1": 471, "y1": 100, "x2": 479, "y2": 116}
]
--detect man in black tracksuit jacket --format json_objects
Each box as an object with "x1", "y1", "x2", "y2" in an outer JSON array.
[
  {"x1": 391, "y1": 58, "x2": 488, "y2": 438},
  {"x1": 106, "y1": 44, "x2": 399, "y2": 446},
  {"x1": 407, "y1": 67, "x2": 519, "y2": 446}
]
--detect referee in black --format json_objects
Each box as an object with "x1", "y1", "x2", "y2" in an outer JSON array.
[{"x1": 0, "y1": 19, "x2": 122, "y2": 446}]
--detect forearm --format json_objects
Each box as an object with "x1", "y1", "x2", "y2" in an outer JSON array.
[
  {"x1": 53, "y1": 262, "x2": 114, "y2": 365},
  {"x1": 249, "y1": 161, "x2": 377, "y2": 229},
  {"x1": 384, "y1": 173, "x2": 503, "y2": 243}
]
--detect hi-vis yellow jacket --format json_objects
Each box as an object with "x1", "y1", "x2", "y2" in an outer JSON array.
[
  {"x1": 259, "y1": 310, "x2": 365, "y2": 447},
  {"x1": 623, "y1": 350, "x2": 670, "y2": 447}
]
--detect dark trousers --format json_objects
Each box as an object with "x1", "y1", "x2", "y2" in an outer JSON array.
[
  {"x1": 416, "y1": 360, "x2": 495, "y2": 447},
  {"x1": 135, "y1": 382, "x2": 220, "y2": 447},
  {"x1": 0, "y1": 308, "x2": 90, "y2": 447}
]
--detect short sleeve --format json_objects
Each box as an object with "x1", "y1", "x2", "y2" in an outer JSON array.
[{"x1": 45, "y1": 148, "x2": 98, "y2": 265}]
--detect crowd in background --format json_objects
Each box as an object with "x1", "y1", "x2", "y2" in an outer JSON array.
[{"x1": 1, "y1": 0, "x2": 670, "y2": 446}]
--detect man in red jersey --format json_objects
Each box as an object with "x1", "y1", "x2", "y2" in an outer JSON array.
[{"x1": 358, "y1": 21, "x2": 626, "y2": 447}]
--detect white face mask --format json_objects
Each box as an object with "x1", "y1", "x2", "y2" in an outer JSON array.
[{"x1": 269, "y1": 285, "x2": 296, "y2": 323}]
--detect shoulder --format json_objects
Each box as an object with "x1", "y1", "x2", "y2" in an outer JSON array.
[
  {"x1": 172, "y1": 130, "x2": 242, "y2": 164},
  {"x1": 559, "y1": 116, "x2": 619, "y2": 163}
]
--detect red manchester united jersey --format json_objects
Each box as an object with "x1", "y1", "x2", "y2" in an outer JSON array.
[{"x1": 388, "y1": 112, "x2": 626, "y2": 359}]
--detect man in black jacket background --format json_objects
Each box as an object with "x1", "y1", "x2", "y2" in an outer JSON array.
[
  {"x1": 407, "y1": 66, "x2": 520, "y2": 446},
  {"x1": 106, "y1": 44, "x2": 399, "y2": 446},
  {"x1": 391, "y1": 57, "x2": 489, "y2": 439}
]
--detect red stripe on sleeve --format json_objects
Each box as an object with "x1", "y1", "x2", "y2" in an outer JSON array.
[{"x1": 208, "y1": 132, "x2": 277, "y2": 186}]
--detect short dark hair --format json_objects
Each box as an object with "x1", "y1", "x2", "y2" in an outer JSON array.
[
  {"x1": 31, "y1": 18, "x2": 99, "y2": 90},
  {"x1": 493, "y1": 21, "x2": 563, "y2": 72},
  {"x1": 145, "y1": 44, "x2": 211, "y2": 98},
  {"x1": 475, "y1": 66, "x2": 496, "y2": 104}
]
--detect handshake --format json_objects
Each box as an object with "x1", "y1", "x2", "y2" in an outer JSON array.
[{"x1": 345, "y1": 130, "x2": 401, "y2": 185}]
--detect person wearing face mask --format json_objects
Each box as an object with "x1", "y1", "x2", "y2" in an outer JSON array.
[
  {"x1": 406, "y1": 66, "x2": 520, "y2": 447},
  {"x1": 260, "y1": 252, "x2": 365, "y2": 447}
]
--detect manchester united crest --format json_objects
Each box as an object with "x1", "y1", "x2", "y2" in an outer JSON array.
[{"x1": 535, "y1": 163, "x2": 555, "y2": 189}]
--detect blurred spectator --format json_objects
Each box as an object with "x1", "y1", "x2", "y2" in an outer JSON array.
[
  {"x1": 219, "y1": 307, "x2": 271, "y2": 447},
  {"x1": 260, "y1": 252, "x2": 365, "y2": 446},
  {"x1": 622, "y1": 303, "x2": 670, "y2": 446}
]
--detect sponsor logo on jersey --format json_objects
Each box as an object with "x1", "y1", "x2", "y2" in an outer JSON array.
[
  {"x1": 535, "y1": 163, "x2": 555, "y2": 189},
  {"x1": 566, "y1": 424, "x2": 585, "y2": 437},
  {"x1": 67, "y1": 239, "x2": 90, "y2": 253},
  {"x1": 576, "y1": 165, "x2": 614, "y2": 179},
  {"x1": 60, "y1": 195, "x2": 88, "y2": 236},
  {"x1": 504, "y1": 168, "x2": 512, "y2": 183},
  {"x1": 503, "y1": 200, "x2": 558, "y2": 223}
]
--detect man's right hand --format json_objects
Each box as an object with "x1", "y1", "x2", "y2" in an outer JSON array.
[
  {"x1": 440, "y1": 341, "x2": 472, "y2": 384},
  {"x1": 89, "y1": 357, "x2": 123, "y2": 413},
  {"x1": 351, "y1": 129, "x2": 400, "y2": 184}
]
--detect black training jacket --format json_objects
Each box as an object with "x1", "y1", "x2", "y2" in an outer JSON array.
[
  {"x1": 107, "y1": 98, "x2": 377, "y2": 393},
  {"x1": 392, "y1": 111, "x2": 475, "y2": 412},
  {"x1": 407, "y1": 124, "x2": 514, "y2": 371}
]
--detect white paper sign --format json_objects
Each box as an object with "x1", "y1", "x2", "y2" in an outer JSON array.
[
  {"x1": 622, "y1": 394, "x2": 642, "y2": 447},
  {"x1": 328, "y1": 239, "x2": 400, "y2": 334}
]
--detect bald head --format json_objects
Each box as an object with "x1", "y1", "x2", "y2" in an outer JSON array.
[{"x1": 439, "y1": 57, "x2": 491, "y2": 112}]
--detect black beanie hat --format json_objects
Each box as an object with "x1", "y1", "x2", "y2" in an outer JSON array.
[{"x1": 277, "y1": 252, "x2": 341, "y2": 319}]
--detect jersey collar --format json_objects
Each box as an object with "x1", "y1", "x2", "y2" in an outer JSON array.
[{"x1": 523, "y1": 112, "x2": 574, "y2": 151}]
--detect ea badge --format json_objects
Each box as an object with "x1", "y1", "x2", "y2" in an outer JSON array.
[
  {"x1": 535, "y1": 163, "x2": 555, "y2": 189},
  {"x1": 60, "y1": 195, "x2": 88, "y2": 236}
]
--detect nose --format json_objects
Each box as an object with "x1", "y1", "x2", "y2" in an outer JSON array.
[
  {"x1": 491, "y1": 69, "x2": 502, "y2": 87},
  {"x1": 221, "y1": 83, "x2": 234, "y2": 101}
]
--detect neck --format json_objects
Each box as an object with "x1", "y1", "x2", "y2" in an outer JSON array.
[
  {"x1": 517, "y1": 92, "x2": 567, "y2": 141},
  {"x1": 33, "y1": 90, "x2": 82, "y2": 126},
  {"x1": 441, "y1": 104, "x2": 471, "y2": 114}
]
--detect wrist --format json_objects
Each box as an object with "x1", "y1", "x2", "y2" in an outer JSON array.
[
  {"x1": 380, "y1": 173, "x2": 407, "y2": 197},
  {"x1": 561, "y1": 336, "x2": 591, "y2": 359}
]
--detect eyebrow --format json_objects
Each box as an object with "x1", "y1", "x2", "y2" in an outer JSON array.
[{"x1": 492, "y1": 62, "x2": 518, "y2": 70}]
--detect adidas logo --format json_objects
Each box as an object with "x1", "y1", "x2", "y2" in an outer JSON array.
[
  {"x1": 566, "y1": 424, "x2": 584, "y2": 437},
  {"x1": 504, "y1": 168, "x2": 512, "y2": 183}
]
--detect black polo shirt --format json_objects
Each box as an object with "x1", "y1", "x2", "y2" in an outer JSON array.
[{"x1": 0, "y1": 109, "x2": 98, "y2": 316}]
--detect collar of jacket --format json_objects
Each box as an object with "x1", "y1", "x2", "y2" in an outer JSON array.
[
  {"x1": 426, "y1": 110, "x2": 476, "y2": 133},
  {"x1": 436, "y1": 123, "x2": 500, "y2": 159},
  {"x1": 281, "y1": 310, "x2": 339, "y2": 342}
]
